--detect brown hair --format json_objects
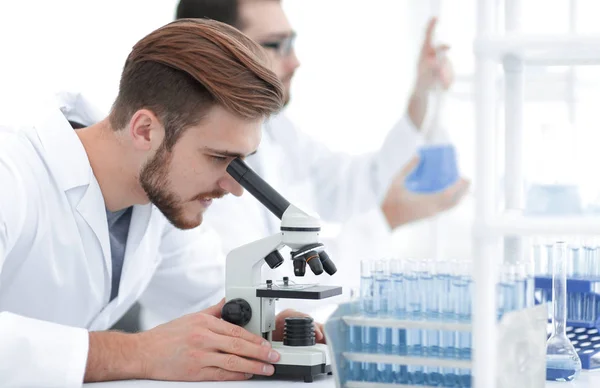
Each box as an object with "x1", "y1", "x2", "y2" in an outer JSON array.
[{"x1": 109, "y1": 18, "x2": 284, "y2": 149}]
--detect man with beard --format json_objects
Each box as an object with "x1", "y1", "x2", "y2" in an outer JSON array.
[{"x1": 0, "y1": 19, "x2": 320, "y2": 386}]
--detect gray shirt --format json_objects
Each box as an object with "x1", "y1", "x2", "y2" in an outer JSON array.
[{"x1": 106, "y1": 207, "x2": 133, "y2": 301}]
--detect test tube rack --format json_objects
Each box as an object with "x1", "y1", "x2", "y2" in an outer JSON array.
[
  {"x1": 324, "y1": 301, "x2": 547, "y2": 388},
  {"x1": 535, "y1": 276, "x2": 600, "y2": 369}
]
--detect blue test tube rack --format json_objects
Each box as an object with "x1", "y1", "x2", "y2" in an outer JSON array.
[{"x1": 535, "y1": 276, "x2": 600, "y2": 370}]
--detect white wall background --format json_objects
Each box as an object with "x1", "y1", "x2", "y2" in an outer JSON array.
[{"x1": 2, "y1": 0, "x2": 600, "y2": 261}]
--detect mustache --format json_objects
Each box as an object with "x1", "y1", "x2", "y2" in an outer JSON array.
[{"x1": 192, "y1": 190, "x2": 227, "y2": 202}]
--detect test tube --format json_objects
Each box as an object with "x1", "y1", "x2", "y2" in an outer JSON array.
[
  {"x1": 524, "y1": 258, "x2": 536, "y2": 308},
  {"x1": 391, "y1": 259, "x2": 408, "y2": 384},
  {"x1": 404, "y1": 259, "x2": 423, "y2": 385},
  {"x1": 360, "y1": 260, "x2": 376, "y2": 381},
  {"x1": 375, "y1": 260, "x2": 393, "y2": 382},
  {"x1": 544, "y1": 242, "x2": 555, "y2": 277},
  {"x1": 570, "y1": 242, "x2": 581, "y2": 278},
  {"x1": 531, "y1": 239, "x2": 543, "y2": 276},
  {"x1": 583, "y1": 242, "x2": 594, "y2": 279},
  {"x1": 498, "y1": 263, "x2": 517, "y2": 320},
  {"x1": 438, "y1": 260, "x2": 457, "y2": 387},
  {"x1": 347, "y1": 288, "x2": 362, "y2": 382},
  {"x1": 420, "y1": 259, "x2": 440, "y2": 386},
  {"x1": 453, "y1": 261, "x2": 472, "y2": 386}
]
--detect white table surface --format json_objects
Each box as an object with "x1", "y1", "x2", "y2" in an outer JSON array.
[{"x1": 85, "y1": 370, "x2": 600, "y2": 387}]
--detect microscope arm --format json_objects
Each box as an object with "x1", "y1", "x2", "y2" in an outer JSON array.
[{"x1": 225, "y1": 233, "x2": 283, "y2": 290}]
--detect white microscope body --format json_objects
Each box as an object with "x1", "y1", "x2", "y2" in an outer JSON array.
[{"x1": 222, "y1": 159, "x2": 341, "y2": 383}]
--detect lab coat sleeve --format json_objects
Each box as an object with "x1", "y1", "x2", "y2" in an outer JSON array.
[
  {"x1": 137, "y1": 221, "x2": 226, "y2": 324},
  {"x1": 270, "y1": 114, "x2": 424, "y2": 223},
  {"x1": 0, "y1": 134, "x2": 90, "y2": 388}
]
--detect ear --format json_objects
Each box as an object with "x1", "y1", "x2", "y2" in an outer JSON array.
[{"x1": 128, "y1": 109, "x2": 165, "y2": 152}]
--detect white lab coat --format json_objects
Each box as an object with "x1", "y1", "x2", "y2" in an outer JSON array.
[
  {"x1": 200, "y1": 113, "x2": 424, "y2": 313},
  {"x1": 0, "y1": 95, "x2": 225, "y2": 387}
]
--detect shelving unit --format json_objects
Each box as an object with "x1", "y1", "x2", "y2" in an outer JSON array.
[{"x1": 473, "y1": 1, "x2": 600, "y2": 387}]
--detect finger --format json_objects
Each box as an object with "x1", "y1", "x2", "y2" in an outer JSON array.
[
  {"x1": 201, "y1": 298, "x2": 226, "y2": 318},
  {"x1": 422, "y1": 17, "x2": 438, "y2": 49},
  {"x1": 211, "y1": 353, "x2": 276, "y2": 376},
  {"x1": 204, "y1": 314, "x2": 269, "y2": 346},
  {"x1": 211, "y1": 332, "x2": 280, "y2": 363},
  {"x1": 197, "y1": 367, "x2": 253, "y2": 381},
  {"x1": 435, "y1": 44, "x2": 451, "y2": 53},
  {"x1": 397, "y1": 156, "x2": 421, "y2": 181},
  {"x1": 439, "y1": 178, "x2": 470, "y2": 208},
  {"x1": 314, "y1": 323, "x2": 326, "y2": 343}
]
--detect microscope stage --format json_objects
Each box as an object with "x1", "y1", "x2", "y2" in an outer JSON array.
[{"x1": 256, "y1": 285, "x2": 342, "y2": 299}]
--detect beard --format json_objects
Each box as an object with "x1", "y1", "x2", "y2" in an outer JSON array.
[{"x1": 139, "y1": 146, "x2": 225, "y2": 230}]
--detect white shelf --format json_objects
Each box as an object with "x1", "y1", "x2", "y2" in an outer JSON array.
[
  {"x1": 478, "y1": 214, "x2": 600, "y2": 236},
  {"x1": 342, "y1": 352, "x2": 472, "y2": 369},
  {"x1": 342, "y1": 316, "x2": 471, "y2": 331},
  {"x1": 474, "y1": 34, "x2": 600, "y2": 65}
]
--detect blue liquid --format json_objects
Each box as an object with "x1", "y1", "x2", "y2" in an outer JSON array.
[
  {"x1": 347, "y1": 324, "x2": 362, "y2": 381},
  {"x1": 404, "y1": 271, "x2": 423, "y2": 381},
  {"x1": 498, "y1": 281, "x2": 516, "y2": 320},
  {"x1": 375, "y1": 270, "x2": 392, "y2": 379},
  {"x1": 360, "y1": 274, "x2": 376, "y2": 381},
  {"x1": 453, "y1": 275, "x2": 472, "y2": 383},
  {"x1": 546, "y1": 355, "x2": 581, "y2": 381}
]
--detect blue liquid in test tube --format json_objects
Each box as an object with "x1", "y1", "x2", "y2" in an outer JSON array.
[
  {"x1": 358, "y1": 260, "x2": 376, "y2": 381},
  {"x1": 391, "y1": 259, "x2": 408, "y2": 384},
  {"x1": 421, "y1": 260, "x2": 441, "y2": 386},
  {"x1": 347, "y1": 287, "x2": 362, "y2": 382},
  {"x1": 438, "y1": 261, "x2": 457, "y2": 387},
  {"x1": 405, "y1": 259, "x2": 424, "y2": 385},
  {"x1": 498, "y1": 264, "x2": 517, "y2": 321},
  {"x1": 374, "y1": 260, "x2": 393, "y2": 383},
  {"x1": 453, "y1": 262, "x2": 472, "y2": 387}
]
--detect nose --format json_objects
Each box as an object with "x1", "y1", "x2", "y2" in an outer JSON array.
[
  {"x1": 287, "y1": 49, "x2": 300, "y2": 72},
  {"x1": 219, "y1": 173, "x2": 244, "y2": 197}
]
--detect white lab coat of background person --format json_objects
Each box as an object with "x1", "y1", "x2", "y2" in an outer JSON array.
[
  {"x1": 190, "y1": 112, "x2": 425, "y2": 316},
  {"x1": 0, "y1": 92, "x2": 225, "y2": 388}
]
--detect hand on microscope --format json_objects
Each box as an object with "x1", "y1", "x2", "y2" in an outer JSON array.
[
  {"x1": 136, "y1": 299, "x2": 280, "y2": 381},
  {"x1": 273, "y1": 309, "x2": 326, "y2": 344},
  {"x1": 381, "y1": 156, "x2": 470, "y2": 229}
]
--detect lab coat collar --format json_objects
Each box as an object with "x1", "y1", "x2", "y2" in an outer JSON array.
[
  {"x1": 34, "y1": 105, "x2": 93, "y2": 192},
  {"x1": 34, "y1": 107, "x2": 114, "y2": 288}
]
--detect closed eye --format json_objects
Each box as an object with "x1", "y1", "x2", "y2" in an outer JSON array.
[{"x1": 209, "y1": 155, "x2": 229, "y2": 164}]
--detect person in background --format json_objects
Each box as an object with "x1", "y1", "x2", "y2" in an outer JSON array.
[{"x1": 168, "y1": 0, "x2": 470, "y2": 317}]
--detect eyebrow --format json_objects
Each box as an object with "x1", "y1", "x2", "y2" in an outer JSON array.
[
  {"x1": 260, "y1": 31, "x2": 295, "y2": 41},
  {"x1": 204, "y1": 147, "x2": 258, "y2": 158}
]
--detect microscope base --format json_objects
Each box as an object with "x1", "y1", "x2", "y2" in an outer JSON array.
[
  {"x1": 271, "y1": 342, "x2": 332, "y2": 382},
  {"x1": 273, "y1": 363, "x2": 332, "y2": 383}
]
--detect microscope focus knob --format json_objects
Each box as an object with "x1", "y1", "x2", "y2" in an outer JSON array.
[{"x1": 221, "y1": 298, "x2": 252, "y2": 327}]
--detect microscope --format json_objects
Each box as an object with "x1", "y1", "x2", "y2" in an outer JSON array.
[{"x1": 221, "y1": 158, "x2": 342, "y2": 383}]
